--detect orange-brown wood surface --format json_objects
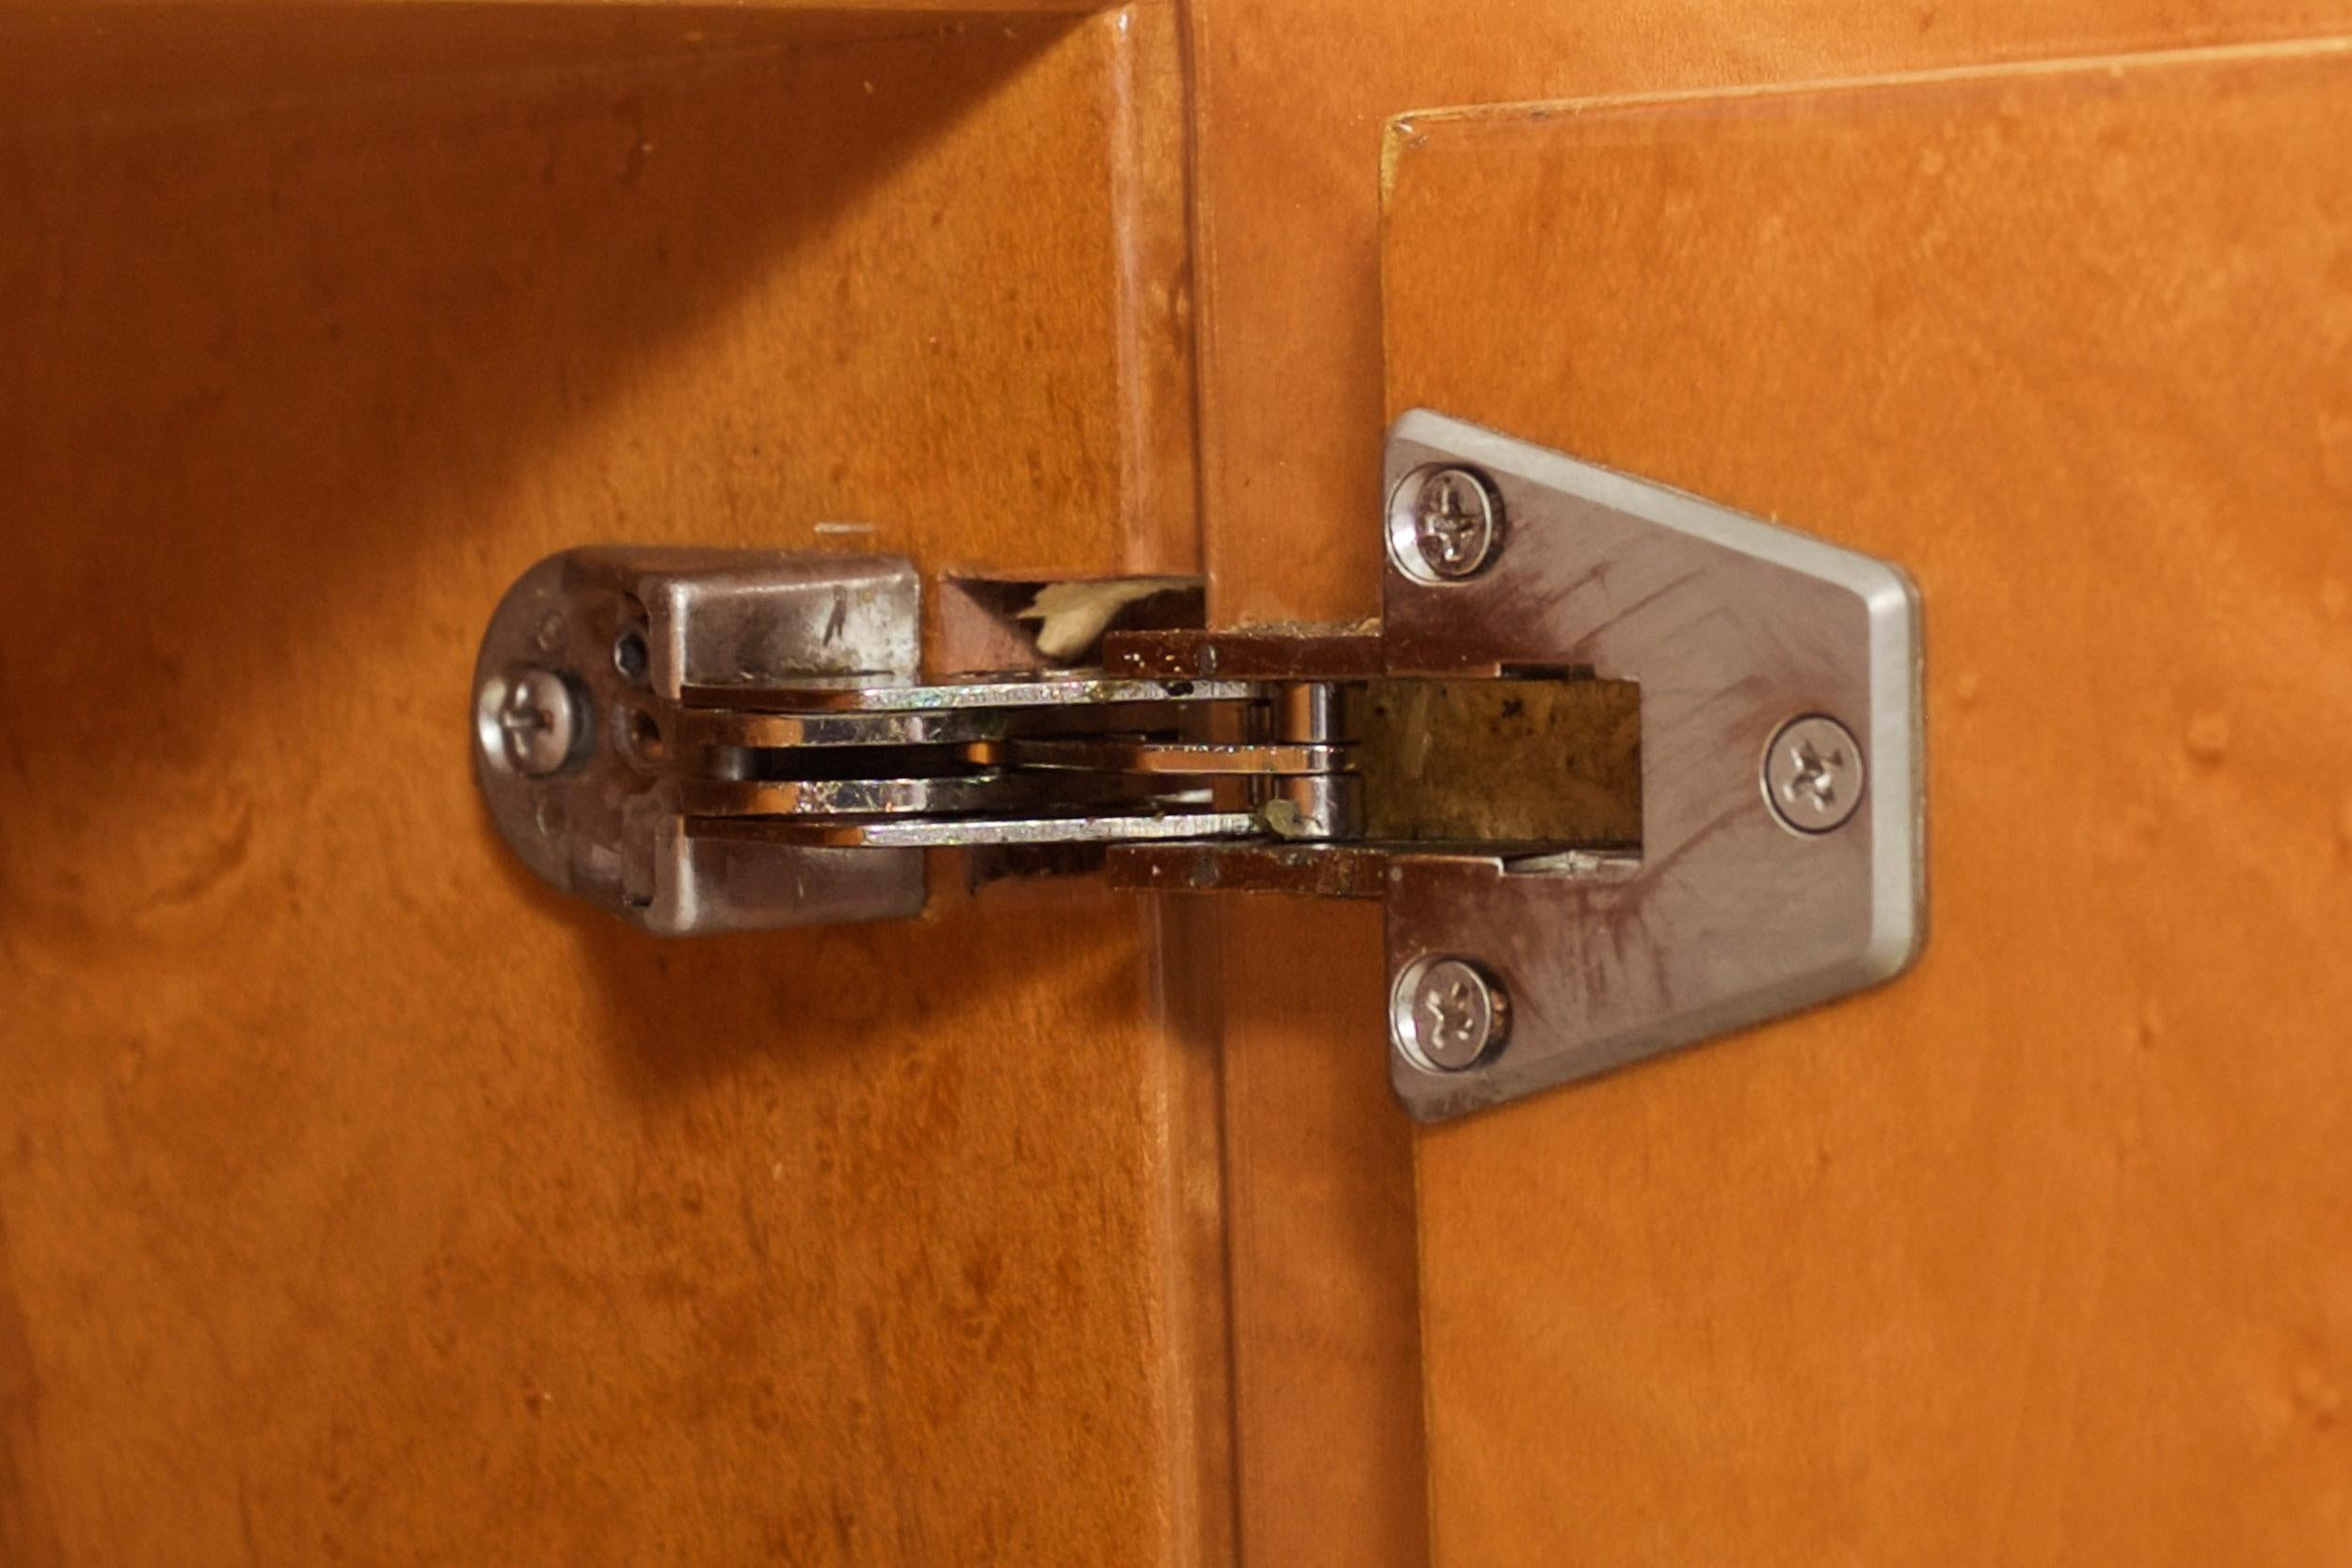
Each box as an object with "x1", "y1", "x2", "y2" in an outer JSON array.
[
  {"x1": 10, "y1": 1, "x2": 2352, "y2": 1562},
  {"x1": 1187, "y1": 0, "x2": 2352, "y2": 626},
  {"x1": 1385, "y1": 38, "x2": 2352, "y2": 1565},
  {"x1": 0, "y1": 6, "x2": 1228, "y2": 1562},
  {"x1": 1182, "y1": 6, "x2": 2352, "y2": 1564}
]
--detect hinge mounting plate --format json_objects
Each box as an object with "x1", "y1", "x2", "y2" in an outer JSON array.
[{"x1": 1376, "y1": 411, "x2": 1922, "y2": 1118}]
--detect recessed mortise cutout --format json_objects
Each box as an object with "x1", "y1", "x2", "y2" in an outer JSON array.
[{"x1": 935, "y1": 574, "x2": 1205, "y2": 673}]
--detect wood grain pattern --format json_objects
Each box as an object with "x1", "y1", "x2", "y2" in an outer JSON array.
[
  {"x1": 0, "y1": 5, "x2": 1122, "y2": 133},
  {"x1": 1215, "y1": 898, "x2": 1428, "y2": 1566},
  {"x1": 1184, "y1": 8, "x2": 2352, "y2": 1566},
  {"x1": 1189, "y1": 0, "x2": 2352, "y2": 626},
  {"x1": 1386, "y1": 38, "x2": 2352, "y2": 1565},
  {"x1": 0, "y1": 8, "x2": 1222, "y2": 1562},
  {"x1": 13, "y1": 4, "x2": 2352, "y2": 1561}
]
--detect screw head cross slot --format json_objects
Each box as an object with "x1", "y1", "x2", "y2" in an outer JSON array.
[
  {"x1": 494, "y1": 668, "x2": 584, "y2": 778},
  {"x1": 1391, "y1": 956, "x2": 1511, "y2": 1073},
  {"x1": 1764, "y1": 715, "x2": 1866, "y2": 833},
  {"x1": 1391, "y1": 466, "x2": 1502, "y2": 582}
]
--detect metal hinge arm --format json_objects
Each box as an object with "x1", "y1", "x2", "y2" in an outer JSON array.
[{"x1": 471, "y1": 413, "x2": 1923, "y2": 1118}]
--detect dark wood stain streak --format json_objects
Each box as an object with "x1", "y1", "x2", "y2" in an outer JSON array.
[{"x1": 0, "y1": 1210, "x2": 61, "y2": 1568}]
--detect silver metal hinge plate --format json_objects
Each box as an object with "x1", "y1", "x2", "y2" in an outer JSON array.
[
  {"x1": 469, "y1": 412, "x2": 1924, "y2": 1119},
  {"x1": 1377, "y1": 411, "x2": 1923, "y2": 1119}
]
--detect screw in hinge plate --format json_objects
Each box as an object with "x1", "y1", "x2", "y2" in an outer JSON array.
[
  {"x1": 490, "y1": 667, "x2": 585, "y2": 778},
  {"x1": 1763, "y1": 714, "x2": 1866, "y2": 834},
  {"x1": 1389, "y1": 465, "x2": 1502, "y2": 583},
  {"x1": 1390, "y1": 955, "x2": 1511, "y2": 1073}
]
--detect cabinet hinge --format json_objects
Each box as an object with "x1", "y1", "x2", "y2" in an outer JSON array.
[{"x1": 471, "y1": 411, "x2": 1924, "y2": 1118}]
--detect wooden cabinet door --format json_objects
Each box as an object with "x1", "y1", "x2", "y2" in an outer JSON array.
[{"x1": 1382, "y1": 38, "x2": 2352, "y2": 1566}]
